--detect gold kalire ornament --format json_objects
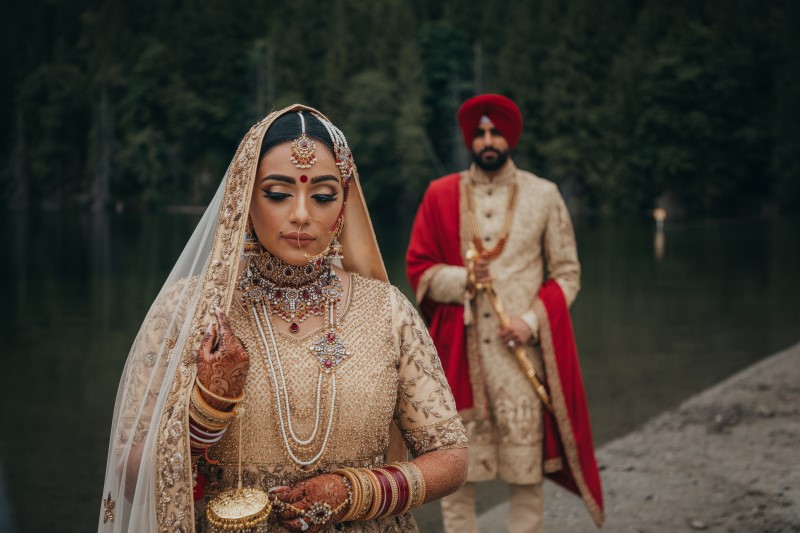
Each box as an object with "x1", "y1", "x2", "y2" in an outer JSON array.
[{"x1": 205, "y1": 408, "x2": 272, "y2": 532}]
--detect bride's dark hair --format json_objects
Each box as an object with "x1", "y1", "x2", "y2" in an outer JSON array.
[{"x1": 260, "y1": 111, "x2": 333, "y2": 158}]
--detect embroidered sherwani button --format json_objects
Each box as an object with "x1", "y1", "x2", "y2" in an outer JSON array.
[
  {"x1": 485, "y1": 212, "x2": 492, "y2": 218},
  {"x1": 483, "y1": 338, "x2": 490, "y2": 344}
]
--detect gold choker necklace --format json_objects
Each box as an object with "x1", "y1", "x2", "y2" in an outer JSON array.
[
  {"x1": 238, "y1": 252, "x2": 342, "y2": 334},
  {"x1": 248, "y1": 251, "x2": 328, "y2": 286}
]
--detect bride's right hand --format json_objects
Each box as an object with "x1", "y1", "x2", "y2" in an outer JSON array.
[{"x1": 196, "y1": 307, "x2": 250, "y2": 410}]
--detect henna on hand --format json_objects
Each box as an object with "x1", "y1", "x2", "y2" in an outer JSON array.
[
  {"x1": 272, "y1": 474, "x2": 350, "y2": 532},
  {"x1": 412, "y1": 448, "x2": 468, "y2": 503},
  {"x1": 196, "y1": 307, "x2": 250, "y2": 410}
]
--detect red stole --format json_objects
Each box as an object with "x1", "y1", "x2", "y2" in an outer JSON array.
[
  {"x1": 406, "y1": 173, "x2": 474, "y2": 411},
  {"x1": 537, "y1": 280, "x2": 604, "y2": 526},
  {"x1": 406, "y1": 173, "x2": 604, "y2": 526}
]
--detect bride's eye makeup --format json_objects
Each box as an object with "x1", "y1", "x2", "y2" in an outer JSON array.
[
  {"x1": 312, "y1": 193, "x2": 338, "y2": 203},
  {"x1": 264, "y1": 190, "x2": 291, "y2": 201},
  {"x1": 259, "y1": 174, "x2": 340, "y2": 204}
]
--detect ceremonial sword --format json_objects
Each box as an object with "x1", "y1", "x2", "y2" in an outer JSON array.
[{"x1": 467, "y1": 246, "x2": 554, "y2": 413}]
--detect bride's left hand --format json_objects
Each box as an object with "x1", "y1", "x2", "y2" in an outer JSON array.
[{"x1": 271, "y1": 474, "x2": 350, "y2": 532}]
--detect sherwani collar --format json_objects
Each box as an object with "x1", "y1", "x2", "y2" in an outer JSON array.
[{"x1": 468, "y1": 160, "x2": 517, "y2": 186}]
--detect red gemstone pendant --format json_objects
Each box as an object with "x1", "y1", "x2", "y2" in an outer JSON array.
[
  {"x1": 309, "y1": 328, "x2": 350, "y2": 373},
  {"x1": 290, "y1": 322, "x2": 300, "y2": 334}
]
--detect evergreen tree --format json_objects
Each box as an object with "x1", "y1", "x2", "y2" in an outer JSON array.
[
  {"x1": 2, "y1": 0, "x2": 798, "y2": 215},
  {"x1": 769, "y1": 0, "x2": 800, "y2": 210},
  {"x1": 341, "y1": 69, "x2": 398, "y2": 206},
  {"x1": 418, "y1": 20, "x2": 472, "y2": 170}
]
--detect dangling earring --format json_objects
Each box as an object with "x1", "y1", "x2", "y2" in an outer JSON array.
[
  {"x1": 327, "y1": 216, "x2": 344, "y2": 262},
  {"x1": 329, "y1": 235, "x2": 343, "y2": 261},
  {"x1": 328, "y1": 237, "x2": 344, "y2": 260},
  {"x1": 242, "y1": 217, "x2": 262, "y2": 260}
]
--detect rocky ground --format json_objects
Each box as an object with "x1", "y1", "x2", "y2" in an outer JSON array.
[{"x1": 477, "y1": 341, "x2": 800, "y2": 532}]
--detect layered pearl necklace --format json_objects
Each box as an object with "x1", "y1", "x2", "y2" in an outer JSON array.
[{"x1": 239, "y1": 253, "x2": 350, "y2": 467}]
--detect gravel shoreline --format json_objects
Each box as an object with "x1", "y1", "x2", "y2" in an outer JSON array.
[{"x1": 478, "y1": 341, "x2": 800, "y2": 532}]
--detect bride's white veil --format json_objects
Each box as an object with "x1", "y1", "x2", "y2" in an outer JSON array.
[{"x1": 98, "y1": 105, "x2": 393, "y2": 532}]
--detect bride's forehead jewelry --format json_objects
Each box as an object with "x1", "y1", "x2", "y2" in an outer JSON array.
[
  {"x1": 290, "y1": 112, "x2": 317, "y2": 169},
  {"x1": 316, "y1": 114, "x2": 355, "y2": 184}
]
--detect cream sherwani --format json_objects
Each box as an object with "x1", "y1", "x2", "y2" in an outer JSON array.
[{"x1": 425, "y1": 161, "x2": 580, "y2": 532}]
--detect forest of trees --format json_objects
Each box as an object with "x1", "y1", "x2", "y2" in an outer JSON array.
[{"x1": 2, "y1": 0, "x2": 799, "y2": 220}]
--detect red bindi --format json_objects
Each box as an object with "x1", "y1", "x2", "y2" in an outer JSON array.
[{"x1": 299, "y1": 174, "x2": 308, "y2": 183}]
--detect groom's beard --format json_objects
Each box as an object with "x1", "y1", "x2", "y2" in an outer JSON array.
[{"x1": 472, "y1": 147, "x2": 508, "y2": 171}]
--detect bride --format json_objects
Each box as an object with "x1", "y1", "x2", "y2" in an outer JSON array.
[{"x1": 99, "y1": 105, "x2": 468, "y2": 532}]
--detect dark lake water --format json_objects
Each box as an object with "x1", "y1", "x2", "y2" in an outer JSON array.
[{"x1": 0, "y1": 210, "x2": 798, "y2": 532}]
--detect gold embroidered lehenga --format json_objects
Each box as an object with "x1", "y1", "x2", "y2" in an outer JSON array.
[{"x1": 99, "y1": 105, "x2": 467, "y2": 533}]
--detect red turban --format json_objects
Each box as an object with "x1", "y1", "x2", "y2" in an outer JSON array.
[{"x1": 457, "y1": 94, "x2": 523, "y2": 150}]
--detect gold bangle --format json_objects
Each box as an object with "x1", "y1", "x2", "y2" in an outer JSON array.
[
  {"x1": 194, "y1": 387, "x2": 236, "y2": 421},
  {"x1": 192, "y1": 385, "x2": 238, "y2": 422},
  {"x1": 395, "y1": 462, "x2": 419, "y2": 512},
  {"x1": 389, "y1": 463, "x2": 415, "y2": 515},
  {"x1": 393, "y1": 461, "x2": 425, "y2": 509},
  {"x1": 409, "y1": 462, "x2": 426, "y2": 507},
  {"x1": 196, "y1": 379, "x2": 245, "y2": 405},
  {"x1": 189, "y1": 438, "x2": 210, "y2": 451},
  {"x1": 188, "y1": 409, "x2": 230, "y2": 431},
  {"x1": 360, "y1": 468, "x2": 383, "y2": 521},
  {"x1": 352, "y1": 468, "x2": 374, "y2": 520},
  {"x1": 348, "y1": 469, "x2": 365, "y2": 522},
  {"x1": 411, "y1": 462, "x2": 425, "y2": 509},
  {"x1": 331, "y1": 471, "x2": 352, "y2": 521},
  {"x1": 373, "y1": 468, "x2": 398, "y2": 518},
  {"x1": 333, "y1": 469, "x2": 360, "y2": 522},
  {"x1": 346, "y1": 473, "x2": 362, "y2": 522}
]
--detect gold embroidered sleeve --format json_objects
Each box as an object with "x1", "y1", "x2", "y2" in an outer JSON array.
[
  {"x1": 543, "y1": 185, "x2": 581, "y2": 306},
  {"x1": 400, "y1": 415, "x2": 469, "y2": 457},
  {"x1": 390, "y1": 286, "x2": 468, "y2": 456},
  {"x1": 425, "y1": 264, "x2": 468, "y2": 304}
]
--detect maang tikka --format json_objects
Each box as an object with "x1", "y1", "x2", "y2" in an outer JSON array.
[{"x1": 290, "y1": 112, "x2": 317, "y2": 169}]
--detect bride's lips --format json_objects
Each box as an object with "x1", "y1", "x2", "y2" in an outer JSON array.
[{"x1": 282, "y1": 232, "x2": 316, "y2": 247}]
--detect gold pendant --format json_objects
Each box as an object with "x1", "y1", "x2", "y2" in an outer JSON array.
[
  {"x1": 309, "y1": 328, "x2": 351, "y2": 373},
  {"x1": 290, "y1": 133, "x2": 317, "y2": 168}
]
